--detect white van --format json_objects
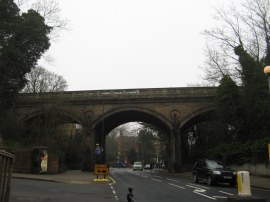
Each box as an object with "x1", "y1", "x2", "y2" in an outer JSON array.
[{"x1": 133, "y1": 161, "x2": 143, "y2": 171}]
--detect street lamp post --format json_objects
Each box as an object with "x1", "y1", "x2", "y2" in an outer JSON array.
[
  {"x1": 264, "y1": 66, "x2": 270, "y2": 93},
  {"x1": 264, "y1": 66, "x2": 270, "y2": 166}
]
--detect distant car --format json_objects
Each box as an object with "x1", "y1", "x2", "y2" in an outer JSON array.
[
  {"x1": 144, "y1": 164, "x2": 151, "y2": 170},
  {"x1": 133, "y1": 161, "x2": 143, "y2": 171},
  {"x1": 112, "y1": 162, "x2": 127, "y2": 168},
  {"x1": 192, "y1": 159, "x2": 237, "y2": 187}
]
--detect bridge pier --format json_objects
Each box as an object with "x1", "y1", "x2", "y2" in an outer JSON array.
[
  {"x1": 169, "y1": 129, "x2": 181, "y2": 172},
  {"x1": 170, "y1": 131, "x2": 176, "y2": 172},
  {"x1": 82, "y1": 127, "x2": 95, "y2": 172},
  {"x1": 175, "y1": 129, "x2": 182, "y2": 171},
  {"x1": 169, "y1": 110, "x2": 182, "y2": 173}
]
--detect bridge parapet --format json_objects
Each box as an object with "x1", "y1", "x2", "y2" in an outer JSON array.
[{"x1": 16, "y1": 87, "x2": 217, "y2": 105}]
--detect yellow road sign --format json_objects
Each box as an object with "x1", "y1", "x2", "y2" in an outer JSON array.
[{"x1": 94, "y1": 164, "x2": 109, "y2": 175}]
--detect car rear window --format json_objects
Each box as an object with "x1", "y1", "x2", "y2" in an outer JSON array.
[{"x1": 206, "y1": 160, "x2": 225, "y2": 169}]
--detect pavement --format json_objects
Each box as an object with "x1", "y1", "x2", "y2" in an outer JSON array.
[
  {"x1": 12, "y1": 170, "x2": 110, "y2": 185},
  {"x1": 11, "y1": 169, "x2": 270, "y2": 190}
]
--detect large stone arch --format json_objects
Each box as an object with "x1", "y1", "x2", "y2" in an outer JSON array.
[
  {"x1": 92, "y1": 106, "x2": 171, "y2": 134},
  {"x1": 85, "y1": 107, "x2": 172, "y2": 169}
]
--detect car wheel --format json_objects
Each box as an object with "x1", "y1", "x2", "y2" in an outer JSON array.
[
  {"x1": 207, "y1": 176, "x2": 213, "y2": 186},
  {"x1": 193, "y1": 174, "x2": 198, "y2": 183}
]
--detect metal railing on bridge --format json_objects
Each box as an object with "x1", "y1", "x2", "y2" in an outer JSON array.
[{"x1": 0, "y1": 150, "x2": 15, "y2": 202}]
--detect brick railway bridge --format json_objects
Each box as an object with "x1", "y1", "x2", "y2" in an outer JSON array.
[{"x1": 11, "y1": 87, "x2": 217, "y2": 172}]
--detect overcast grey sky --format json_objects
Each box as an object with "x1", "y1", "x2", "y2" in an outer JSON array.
[{"x1": 39, "y1": 0, "x2": 240, "y2": 91}]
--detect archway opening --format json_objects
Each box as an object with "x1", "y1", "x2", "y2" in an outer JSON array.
[
  {"x1": 20, "y1": 110, "x2": 85, "y2": 171},
  {"x1": 94, "y1": 110, "x2": 170, "y2": 169},
  {"x1": 105, "y1": 122, "x2": 169, "y2": 170},
  {"x1": 180, "y1": 109, "x2": 217, "y2": 166}
]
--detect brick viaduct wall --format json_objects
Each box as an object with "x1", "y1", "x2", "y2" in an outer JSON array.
[
  {"x1": 10, "y1": 87, "x2": 217, "y2": 172},
  {"x1": 14, "y1": 150, "x2": 59, "y2": 174},
  {"x1": 13, "y1": 87, "x2": 217, "y2": 127}
]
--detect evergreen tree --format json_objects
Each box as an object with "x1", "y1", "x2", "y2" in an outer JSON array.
[
  {"x1": 138, "y1": 128, "x2": 155, "y2": 164},
  {"x1": 215, "y1": 75, "x2": 241, "y2": 141},
  {"x1": 234, "y1": 45, "x2": 270, "y2": 141},
  {"x1": 0, "y1": 0, "x2": 51, "y2": 119}
]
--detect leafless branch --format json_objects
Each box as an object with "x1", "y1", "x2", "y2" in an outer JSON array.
[{"x1": 202, "y1": 0, "x2": 270, "y2": 85}]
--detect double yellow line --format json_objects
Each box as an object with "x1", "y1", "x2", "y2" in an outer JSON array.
[{"x1": 108, "y1": 175, "x2": 116, "y2": 185}]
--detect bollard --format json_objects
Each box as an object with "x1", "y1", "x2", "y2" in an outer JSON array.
[
  {"x1": 127, "y1": 187, "x2": 135, "y2": 202},
  {"x1": 237, "y1": 171, "x2": 251, "y2": 197},
  {"x1": 227, "y1": 171, "x2": 267, "y2": 201}
]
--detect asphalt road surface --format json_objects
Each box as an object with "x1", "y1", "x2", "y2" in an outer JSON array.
[
  {"x1": 109, "y1": 168, "x2": 270, "y2": 202},
  {"x1": 10, "y1": 169, "x2": 270, "y2": 202},
  {"x1": 10, "y1": 178, "x2": 114, "y2": 202}
]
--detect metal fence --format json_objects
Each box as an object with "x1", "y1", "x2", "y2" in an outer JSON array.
[{"x1": 0, "y1": 150, "x2": 15, "y2": 202}]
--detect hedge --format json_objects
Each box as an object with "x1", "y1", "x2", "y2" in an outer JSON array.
[{"x1": 206, "y1": 137, "x2": 270, "y2": 165}]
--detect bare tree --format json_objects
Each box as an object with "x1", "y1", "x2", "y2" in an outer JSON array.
[
  {"x1": 202, "y1": 0, "x2": 270, "y2": 85},
  {"x1": 31, "y1": 0, "x2": 69, "y2": 39},
  {"x1": 16, "y1": 0, "x2": 70, "y2": 40},
  {"x1": 22, "y1": 66, "x2": 68, "y2": 93},
  {"x1": 15, "y1": 0, "x2": 70, "y2": 65}
]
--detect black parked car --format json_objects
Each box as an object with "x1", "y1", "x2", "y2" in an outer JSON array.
[{"x1": 192, "y1": 159, "x2": 237, "y2": 187}]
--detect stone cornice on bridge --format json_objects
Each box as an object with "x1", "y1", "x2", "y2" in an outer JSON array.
[
  {"x1": 13, "y1": 87, "x2": 218, "y2": 134},
  {"x1": 15, "y1": 87, "x2": 217, "y2": 106}
]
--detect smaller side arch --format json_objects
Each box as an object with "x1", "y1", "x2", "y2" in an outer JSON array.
[
  {"x1": 20, "y1": 109, "x2": 84, "y2": 126},
  {"x1": 181, "y1": 106, "x2": 216, "y2": 130}
]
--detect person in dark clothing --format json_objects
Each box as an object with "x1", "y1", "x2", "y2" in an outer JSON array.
[{"x1": 127, "y1": 187, "x2": 134, "y2": 202}]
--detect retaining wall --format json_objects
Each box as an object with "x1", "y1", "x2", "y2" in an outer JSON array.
[{"x1": 231, "y1": 164, "x2": 270, "y2": 176}]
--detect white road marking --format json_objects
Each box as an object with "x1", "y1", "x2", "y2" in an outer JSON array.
[
  {"x1": 188, "y1": 183, "x2": 210, "y2": 189},
  {"x1": 253, "y1": 187, "x2": 270, "y2": 192},
  {"x1": 186, "y1": 184, "x2": 217, "y2": 200},
  {"x1": 194, "y1": 191, "x2": 217, "y2": 200},
  {"x1": 187, "y1": 185, "x2": 207, "y2": 194},
  {"x1": 213, "y1": 196, "x2": 228, "y2": 199},
  {"x1": 153, "y1": 175, "x2": 162, "y2": 178},
  {"x1": 219, "y1": 191, "x2": 234, "y2": 196},
  {"x1": 108, "y1": 177, "x2": 119, "y2": 201},
  {"x1": 168, "y1": 183, "x2": 186, "y2": 189},
  {"x1": 109, "y1": 185, "x2": 119, "y2": 201},
  {"x1": 151, "y1": 178, "x2": 162, "y2": 182},
  {"x1": 194, "y1": 188, "x2": 206, "y2": 193},
  {"x1": 186, "y1": 184, "x2": 207, "y2": 190},
  {"x1": 166, "y1": 178, "x2": 180, "y2": 183}
]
